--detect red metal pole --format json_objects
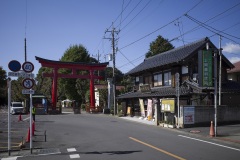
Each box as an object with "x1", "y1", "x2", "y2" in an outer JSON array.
[
  {"x1": 90, "y1": 70, "x2": 95, "y2": 110},
  {"x1": 52, "y1": 67, "x2": 58, "y2": 110}
]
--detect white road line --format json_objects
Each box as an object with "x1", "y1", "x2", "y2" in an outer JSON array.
[
  {"x1": 38, "y1": 151, "x2": 61, "y2": 156},
  {"x1": 178, "y1": 135, "x2": 240, "y2": 152},
  {"x1": 1, "y1": 156, "x2": 22, "y2": 160},
  {"x1": 23, "y1": 117, "x2": 30, "y2": 121},
  {"x1": 67, "y1": 148, "x2": 76, "y2": 152},
  {"x1": 69, "y1": 154, "x2": 80, "y2": 159}
]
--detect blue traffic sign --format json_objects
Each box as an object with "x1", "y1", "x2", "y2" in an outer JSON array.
[{"x1": 8, "y1": 60, "x2": 21, "y2": 72}]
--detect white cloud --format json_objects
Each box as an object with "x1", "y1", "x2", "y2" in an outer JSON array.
[
  {"x1": 222, "y1": 43, "x2": 240, "y2": 53},
  {"x1": 227, "y1": 57, "x2": 240, "y2": 64}
]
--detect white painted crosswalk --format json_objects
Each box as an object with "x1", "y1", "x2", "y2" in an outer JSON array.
[{"x1": 67, "y1": 148, "x2": 80, "y2": 159}]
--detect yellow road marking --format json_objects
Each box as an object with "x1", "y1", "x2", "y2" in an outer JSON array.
[{"x1": 129, "y1": 137, "x2": 186, "y2": 160}]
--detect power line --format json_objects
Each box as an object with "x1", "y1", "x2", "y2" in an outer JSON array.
[
  {"x1": 107, "y1": 0, "x2": 132, "y2": 31},
  {"x1": 119, "y1": 17, "x2": 180, "y2": 50},
  {"x1": 118, "y1": 0, "x2": 203, "y2": 50},
  {"x1": 185, "y1": 14, "x2": 240, "y2": 45},
  {"x1": 117, "y1": 49, "x2": 136, "y2": 67},
  {"x1": 120, "y1": 0, "x2": 152, "y2": 31},
  {"x1": 116, "y1": 1, "x2": 240, "y2": 72},
  {"x1": 185, "y1": 14, "x2": 240, "y2": 40},
  {"x1": 119, "y1": 0, "x2": 125, "y2": 30},
  {"x1": 185, "y1": 0, "x2": 203, "y2": 14},
  {"x1": 179, "y1": 1, "x2": 240, "y2": 40},
  {"x1": 115, "y1": 0, "x2": 143, "y2": 29}
]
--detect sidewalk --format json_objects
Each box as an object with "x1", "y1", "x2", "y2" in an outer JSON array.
[{"x1": 120, "y1": 116, "x2": 240, "y2": 147}]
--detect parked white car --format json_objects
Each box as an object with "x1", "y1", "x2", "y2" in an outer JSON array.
[{"x1": 10, "y1": 102, "x2": 24, "y2": 115}]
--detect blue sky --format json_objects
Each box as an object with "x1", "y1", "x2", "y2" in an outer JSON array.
[{"x1": 1, "y1": 0, "x2": 240, "y2": 76}]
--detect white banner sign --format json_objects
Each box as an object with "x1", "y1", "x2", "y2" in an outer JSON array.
[
  {"x1": 22, "y1": 89, "x2": 35, "y2": 94},
  {"x1": 8, "y1": 72, "x2": 35, "y2": 78}
]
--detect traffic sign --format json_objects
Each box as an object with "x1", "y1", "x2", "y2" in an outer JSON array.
[
  {"x1": 22, "y1": 89, "x2": 35, "y2": 94},
  {"x1": 22, "y1": 61, "x2": 34, "y2": 73},
  {"x1": 8, "y1": 72, "x2": 35, "y2": 78},
  {"x1": 22, "y1": 78, "x2": 35, "y2": 89},
  {"x1": 8, "y1": 60, "x2": 21, "y2": 72}
]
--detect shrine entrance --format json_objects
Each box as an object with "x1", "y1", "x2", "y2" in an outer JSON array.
[{"x1": 35, "y1": 56, "x2": 109, "y2": 111}]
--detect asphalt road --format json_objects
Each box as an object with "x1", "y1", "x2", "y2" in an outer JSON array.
[
  {"x1": 0, "y1": 107, "x2": 29, "y2": 152},
  {"x1": 1, "y1": 112, "x2": 240, "y2": 160}
]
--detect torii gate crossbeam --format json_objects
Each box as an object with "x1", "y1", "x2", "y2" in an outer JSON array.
[{"x1": 35, "y1": 56, "x2": 109, "y2": 110}]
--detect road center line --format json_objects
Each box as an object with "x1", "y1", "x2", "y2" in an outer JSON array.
[
  {"x1": 178, "y1": 135, "x2": 240, "y2": 152},
  {"x1": 129, "y1": 137, "x2": 186, "y2": 160}
]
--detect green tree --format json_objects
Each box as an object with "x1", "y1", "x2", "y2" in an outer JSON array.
[
  {"x1": 145, "y1": 35, "x2": 174, "y2": 58},
  {"x1": 11, "y1": 78, "x2": 29, "y2": 102},
  {"x1": 35, "y1": 67, "x2": 53, "y2": 100},
  {"x1": 0, "y1": 67, "x2": 7, "y2": 105},
  {"x1": 59, "y1": 44, "x2": 92, "y2": 105}
]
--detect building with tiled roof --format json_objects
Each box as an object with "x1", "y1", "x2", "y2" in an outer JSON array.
[
  {"x1": 117, "y1": 37, "x2": 240, "y2": 126},
  {"x1": 228, "y1": 61, "x2": 240, "y2": 82}
]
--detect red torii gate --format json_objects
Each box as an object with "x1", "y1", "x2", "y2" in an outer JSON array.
[{"x1": 35, "y1": 56, "x2": 109, "y2": 110}]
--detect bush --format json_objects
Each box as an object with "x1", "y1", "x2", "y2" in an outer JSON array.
[{"x1": 81, "y1": 104, "x2": 86, "y2": 111}]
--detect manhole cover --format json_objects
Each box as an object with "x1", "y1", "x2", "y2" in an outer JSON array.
[{"x1": 189, "y1": 130, "x2": 201, "y2": 133}]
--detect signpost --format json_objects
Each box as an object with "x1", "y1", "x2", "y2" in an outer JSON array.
[
  {"x1": 22, "y1": 78, "x2": 34, "y2": 89},
  {"x1": 8, "y1": 60, "x2": 21, "y2": 72},
  {"x1": 8, "y1": 72, "x2": 34, "y2": 78},
  {"x1": 8, "y1": 60, "x2": 35, "y2": 155},
  {"x1": 22, "y1": 89, "x2": 35, "y2": 94}
]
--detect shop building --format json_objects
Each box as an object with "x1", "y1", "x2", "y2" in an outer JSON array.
[{"x1": 117, "y1": 37, "x2": 240, "y2": 127}]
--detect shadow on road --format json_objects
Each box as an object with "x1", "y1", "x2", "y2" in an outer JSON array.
[{"x1": 80, "y1": 150, "x2": 142, "y2": 155}]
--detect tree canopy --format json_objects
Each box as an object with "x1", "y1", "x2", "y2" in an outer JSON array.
[
  {"x1": 145, "y1": 35, "x2": 174, "y2": 58},
  {"x1": 0, "y1": 67, "x2": 7, "y2": 105}
]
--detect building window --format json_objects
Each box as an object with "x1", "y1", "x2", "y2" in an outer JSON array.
[
  {"x1": 136, "y1": 76, "x2": 139, "y2": 82},
  {"x1": 182, "y1": 66, "x2": 188, "y2": 74},
  {"x1": 144, "y1": 75, "x2": 152, "y2": 87},
  {"x1": 164, "y1": 71, "x2": 171, "y2": 86},
  {"x1": 154, "y1": 73, "x2": 162, "y2": 87}
]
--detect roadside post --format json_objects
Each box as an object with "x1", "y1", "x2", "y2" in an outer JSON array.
[{"x1": 8, "y1": 60, "x2": 35, "y2": 154}]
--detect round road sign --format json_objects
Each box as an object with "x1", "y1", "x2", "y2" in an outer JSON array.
[
  {"x1": 22, "y1": 78, "x2": 35, "y2": 89},
  {"x1": 8, "y1": 60, "x2": 21, "y2": 72},
  {"x1": 22, "y1": 61, "x2": 34, "y2": 73}
]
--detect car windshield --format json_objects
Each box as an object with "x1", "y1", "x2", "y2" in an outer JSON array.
[{"x1": 13, "y1": 104, "x2": 23, "y2": 107}]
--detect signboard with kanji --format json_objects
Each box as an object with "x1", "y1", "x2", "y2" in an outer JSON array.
[
  {"x1": 202, "y1": 50, "x2": 213, "y2": 87},
  {"x1": 161, "y1": 99, "x2": 175, "y2": 113}
]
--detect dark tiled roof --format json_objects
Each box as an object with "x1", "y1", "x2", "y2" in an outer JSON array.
[
  {"x1": 126, "y1": 37, "x2": 234, "y2": 75},
  {"x1": 116, "y1": 86, "x2": 189, "y2": 99},
  {"x1": 126, "y1": 37, "x2": 209, "y2": 75}
]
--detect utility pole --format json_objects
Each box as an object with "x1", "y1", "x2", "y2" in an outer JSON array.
[
  {"x1": 105, "y1": 23, "x2": 119, "y2": 115},
  {"x1": 25, "y1": 38, "x2": 27, "y2": 62},
  {"x1": 219, "y1": 35, "x2": 222, "y2": 106},
  {"x1": 92, "y1": 51, "x2": 101, "y2": 83}
]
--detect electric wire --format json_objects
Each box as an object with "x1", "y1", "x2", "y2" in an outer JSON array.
[
  {"x1": 115, "y1": 0, "x2": 143, "y2": 29},
  {"x1": 118, "y1": 0, "x2": 203, "y2": 50},
  {"x1": 185, "y1": 14, "x2": 240, "y2": 45},
  {"x1": 118, "y1": 49, "x2": 136, "y2": 67},
  {"x1": 120, "y1": 0, "x2": 152, "y2": 31},
  {"x1": 106, "y1": 0, "x2": 132, "y2": 31},
  {"x1": 185, "y1": 14, "x2": 240, "y2": 40}
]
